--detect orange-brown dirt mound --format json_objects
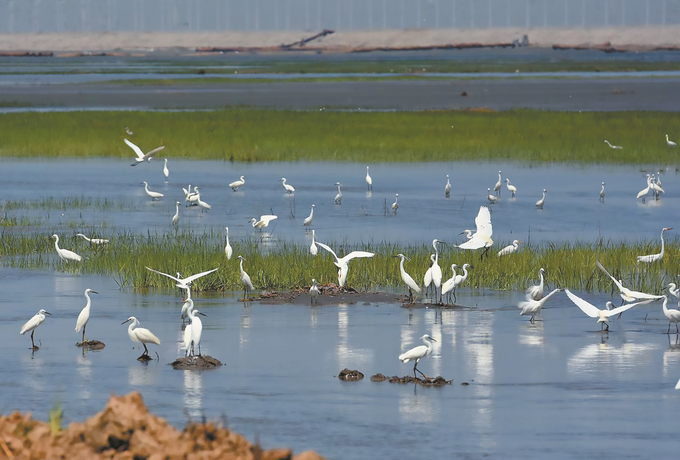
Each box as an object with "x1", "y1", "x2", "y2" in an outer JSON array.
[{"x1": 0, "y1": 391, "x2": 324, "y2": 460}]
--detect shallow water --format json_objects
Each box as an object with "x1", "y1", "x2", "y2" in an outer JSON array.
[{"x1": 1, "y1": 269, "x2": 679, "y2": 459}]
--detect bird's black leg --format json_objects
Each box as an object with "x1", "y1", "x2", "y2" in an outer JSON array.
[
  {"x1": 30, "y1": 330, "x2": 36, "y2": 349},
  {"x1": 413, "y1": 362, "x2": 417, "y2": 379},
  {"x1": 198, "y1": 343, "x2": 202, "y2": 356},
  {"x1": 669, "y1": 323, "x2": 672, "y2": 334},
  {"x1": 676, "y1": 323, "x2": 679, "y2": 335},
  {"x1": 82, "y1": 326, "x2": 87, "y2": 343},
  {"x1": 604, "y1": 323, "x2": 609, "y2": 332}
]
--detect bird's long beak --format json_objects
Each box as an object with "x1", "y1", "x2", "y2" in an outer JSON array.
[
  {"x1": 197, "y1": 312, "x2": 207, "y2": 316},
  {"x1": 458, "y1": 231, "x2": 466, "y2": 235},
  {"x1": 91, "y1": 291, "x2": 99, "y2": 295},
  {"x1": 430, "y1": 337, "x2": 437, "y2": 342},
  {"x1": 44, "y1": 311, "x2": 52, "y2": 315},
  {"x1": 121, "y1": 319, "x2": 131, "y2": 325}
]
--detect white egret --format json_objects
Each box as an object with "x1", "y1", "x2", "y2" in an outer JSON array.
[
  {"x1": 430, "y1": 239, "x2": 444, "y2": 303},
  {"x1": 662, "y1": 295, "x2": 680, "y2": 334},
  {"x1": 142, "y1": 181, "x2": 164, "y2": 201},
  {"x1": 441, "y1": 264, "x2": 458, "y2": 303},
  {"x1": 449, "y1": 263, "x2": 471, "y2": 303},
  {"x1": 595, "y1": 260, "x2": 664, "y2": 303},
  {"x1": 145, "y1": 266, "x2": 219, "y2": 292},
  {"x1": 637, "y1": 227, "x2": 672, "y2": 263},
  {"x1": 75, "y1": 288, "x2": 99, "y2": 343},
  {"x1": 669, "y1": 283, "x2": 680, "y2": 301},
  {"x1": 460, "y1": 229, "x2": 474, "y2": 240},
  {"x1": 334, "y1": 182, "x2": 342, "y2": 204},
  {"x1": 445, "y1": 175, "x2": 451, "y2": 198},
  {"x1": 519, "y1": 288, "x2": 562, "y2": 322},
  {"x1": 394, "y1": 254, "x2": 421, "y2": 303},
  {"x1": 399, "y1": 334, "x2": 437, "y2": 379},
  {"x1": 195, "y1": 191, "x2": 211, "y2": 212},
  {"x1": 604, "y1": 140, "x2": 622, "y2": 149},
  {"x1": 310, "y1": 229, "x2": 318, "y2": 256},
  {"x1": 20, "y1": 309, "x2": 51, "y2": 349},
  {"x1": 172, "y1": 201, "x2": 180, "y2": 226},
  {"x1": 535, "y1": 189, "x2": 546, "y2": 209},
  {"x1": 366, "y1": 166, "x2": 372, "y2": 191},
  {"x1": 229, "y1": 175, "x2": 245, "y2": 191},
  {"x1": 650, "y1": 174, "x2": 665, "y2": 199},
  {"x1": 498, "y1": 240, "x2": 522, "y2": 257},
  {"x1": 494, "y1": 171, "x2": 502, "y2": 196},
  {"x1": 52, "y1": 234, "x2": 82, "y2": 262},
  {"x1": 251, "y1": 215, "x2": 278, "y2": 230},
  {"x1": 76, "y1": 233, "x2": 109, "y2": 245},
  {"x1": 281, "y1": 177, "x2": 295, "y2": 193},
  {"x1": 303, "y1": 204, "x2": 315, "y2": 228},
  {"x1": 637, "y1": 175, "x2": 652, "y2": 202},
  {"x1": 125, "y1": 126, "x2": 134, "y2": 135},
  {"x1": 391, "y1": 193, "x2": 399, "y2": 214},
  {"x1": 224, "y1": 227, "x2": 233, "y2": 260},
  {"x1": 183, "y1": 184, "x2": 196, "y2": 205},
  {"x1": 526, "y1": 268, "x2": 546, "y2": 301},
  {"x1": 163, "y1": 158, "x2": 169, "y2": 180},
  {"x1": 187, "y1": 305, "x2": 206, "y2": 356},
  {"x1": 599, "y1": 182, "x2": 605, "y2": 202},
  {"x1": 666, "y1": 134, "x2": 676, "y2": 147},
  {"x1": 182, "y1": 310, "x2": 192, "y2": 354},
  {"x1": 564, "y1": 289, "x2": 653, "y2": 331},
  {"x1": 122, "y1": 316, "x2": 161, "y2": 359},
  {"x1": 310, "y1": 278, "x2": 320, "y2": 305},
  {"x1": 422, "y1": 254, "x2": 435, "y2": 297},
  {"x1": 487, "y1": 188, "x2": 498, "y2": 204},
  {"x1": 180, "y1": 288, "x2": 193, "y2": 324},
  {"x1": 458, "y1": 206, "x2": 493, "y2": 257},
  {"x1": 505, "y1": 178, "x2": 517, "y2": 197},
  {"x1": 237, "y1": 255, "x2": 254, "y2": 299},
  {"x1": 125, "y1": 138, "x2": 165, "y2": 166},
  {"x1": 315, "y1": 241, "x2": 374, "y2": 287}
]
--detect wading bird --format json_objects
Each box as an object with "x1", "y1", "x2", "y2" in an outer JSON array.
[
  {"x1": 125, "y1": 138, "x2": 165, "y2": 166},
  {"x1": 366, "y1": 166, "x2": 372, "y2": 191},
  {"x1": 669, "y1": 283, "x2": 680, "y2": 301},
  {"x1": 75, "y1": 288, "x2": 98, "y2": 343},
  {"x1": 429, "y1": 239, "x2": 445, "y2": 302},
  {"x1": 281, "y1": 177, "x2": 295, "y2": 193},
  {"x1": 52, "y1": 234, "x2": 82, "y2": 262},
  {"x1": 445, "y1": 175, "x2": 451, "y2": 197},
  {"x1": 494, "y1": 171, "x2": 502, "y2": 196},
  {"x1": 180, "y1": 288, "x2": 193, "y2": 324},
  {"x1": 303, "y1": 204, "x2": 315, "y2": 228},
  {"x1": 76, "y1": 233, "x2": 109, "y2": 245},
  {"x1": 229, "y1": 175, "x2": 245, "y2": 191},
  {"x1": 391, "y1": 194, "x2": 399, "y2": 214},
  {"x1": 637, "y1": 227, "x2": 672, "y2": 263},
  {"x1": 526, "y1": 268, "x2": 546, "y2": 301},
  {"x1": 224, "y1": 227, "x2": 232, "y2": 260},
  {"x1": 237, "y1": 256, "x2": 254, "y2": 299},
  {"x1": 458, "y1": 206, "x2": 493, "y2": 257},
  {"x1": 535, "y1": 189, "x2": 547, "y2": 209},
  {"x1": 251, "y1": 215, "x2": 278, "y2": 230},
  {"x1": 196, "y1": 191, "x2": 211, "y2": 213},
  {"x1": 394, "y1": 254, "x2": 421, "y2": 303},
  {"x1": 423, "y1": 254, "x2": 436, "y2": 297},
  {"x1": 145, "y1": 266, "x2": 219, "y2": 292},
  {"x1": 310, "y1": 229, "x2": 318, "y2": 256},
  {"x1": 122, "y1": 316, "x2": 161, "y2": 360},
  {"x1": 399, "y1": 334, "x2": 437, "y2": 379},
  {"x1": 498, "y1": 240, "x2": 522, "y2": 257},
  {"x1": 661, "y1": 295, "x2": 680, "y2": 334},
  {"x1": 604, "y1": 140, "x2": 623, "y2": 149},
  {"x1": 564, "y1": 289, "x2": 653, "y2": 332},
  {"x1": 487, "y1": 188, "x2": 498, "y2": 204},
  {"x1": 441, "y1": 264, "x2": 458, "y2": 304},
  {"x1": 519, "y1": 288, "x2": 562, "y2": 322},
  {"x1": 637, "y1": 175, "x2": 653, "y2": 202},
  {"x1": 334, "y1": 182, "x2": 342, "y2": 204},
  {"x1": 666, "y1": 134, "x2": 676, "y2": 147},
  {"x1": 595, "y1": 260, "x2": 664, "y2": 303},
  {"x1": 505, "y1": 178, "x2": 517, "y2": 197},
  {"x1": 315, "y1": 241, "x2": 374, "y2": 287},
  {"x1": 184, "y1": 302, "x2": 206, "y2": 357},
  {"x1": 142, "y1": 181, "x2": 164, "y2": 201},
  {"x1": 172, "y1": 201, "x2": 180, "y2": 226},
  {"x1": 600, "y1": 182, "x2": 605, "y2": 202},
  {"x1": 20, "y1": 309, "x2": 51, "y2": 349},
  {"x1": 310, "y1": 279, "x2": 320, "y2": 305},
  {"x1": 449, "y1": 263, "x2": 472, "y2": 303},
  {"x1": 163, "y1": 158, "x2": 169, "y2": 181}
]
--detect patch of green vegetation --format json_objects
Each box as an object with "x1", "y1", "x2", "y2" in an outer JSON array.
[
  {"x1": 0, "y1": 109, "x2": 679, "y2": 163},
  {"x1": 0, "y1": 101, "x2": 33, "y2": 108}
]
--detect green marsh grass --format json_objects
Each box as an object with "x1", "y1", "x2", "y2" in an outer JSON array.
[{"x1": 1, "y1": 110, "x2": 680, "y2": 163}]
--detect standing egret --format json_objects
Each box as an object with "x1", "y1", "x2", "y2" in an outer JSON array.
[
  {"x1": 310, "y1": 229, "x2": 318, "y2": 256},
  {"x1": 487, "y1": 188, "x2": 498, "y2": 204},
  {"x1": 183, "y1": 185, "x2": 198, "y2": 206},
  {"x1": 121, "y1": 316, "x2": 161, "y2": 360},
  {"x1": 163, "y1": 158, "x2": 169, "y2": 181},
  {"x1": 595, "y1": 260, "x2": 664, "y2": 303},
  {"x1": 224, "y1": 227, "x2": 233, "y2": 260},
  {"x1": 604, "y1": 140, "x2": 622, "y2": 149},
  {"x1": 76, "y1": 233, "x2": 109, "y2": 245},
  {"x1": 125, "y1": 138, "x2": 165, "y2": 166},
  {"x1": 650, "y1": 174, "x2": 665, "y2": 199},
  {"x1": 145, "y1": 266, "x2": 219, "y2": 292},
  {"x1": 637, "y1": 227, "x2": 672, "y2": 263},
  {"x1": 334, "y1": 182, "x2": 342, "y2": 204},
  {"x1": 303, "y1": 204, "x2": 315, "y2": 228},
  {"x1": 637, "y1": 174, "x2": 652, "y2": 202},
  {"x1": 498, "y1": 240, "x2": 522, "y2": 257},
  {"x1": 229, "y1": 175, "x2": 245, "y2": 191},
  {"x1": 281, "y1": 177, "x2": 295, "y2": 193},
  {"x1": 237, "y1": 255, "x2": 254, "y2": 299},
  {"x1": 315, "y1": 241, "x2": 374, "y2": 287},
  {"x1": 564, "y1": 289, "x2": 653, "y2": 331},
  {"x1": 399, "y1": 334, "x2": 437, "y2": 379},
  {"x1": 125, "y1": 127, "x2": 134, "y2": 135},
  {"x1": 180, "y1": 288, "x2": 193, "y2": 324},
  {"x1": 142, "y1": 181, "x2": 164, "y2": 201},
  {"x1": 196, "y1": 192, "x2": 211, "y2": 213},
  {"x1": 391, "y1": 193, "x2": 399, "y2": 214},
  {"x1": 526, "y1": 268, "x2": 546, "y2": 301},
  {"x1": 75, "y1": 288, "x2": 99, "y2": 343},
  {"x1": 52, "y1": 234, "x2": 82, "y2": 262},
  {"x1": 366, "y1": 166, "x2": 372, "y2": 191},
  {"x1": 457, "y1": 206, "x2": 493, "y2": 257},
  {"x1": 505, "y1": 178, "x2": 517, "y2": 197},
  {"x1": 494, "y1": 171, "x2": 502, "y2": 196},
  {"x1": 450, "y1": 263, "x2": 472, "y2": 303},
  {"x1": 182, "y1": 304, "x2": 193, "y2": 354},
  {"x1": 394, "y1": 254, "x2": 421, "y2": 303},
  {"x1": 662, "y1": 295, "x2": 680, "y2": 334},
  {"x1": 445, "y1": 175, "x2": 451, "y2": 198},
  {"x1": 599, "y1": 182, "x2": 605, "y2": 202},
  {"x1": 187, "y1": 306, "x2": 206, "y2": 356},
  {"x1": 519, "y1": 288, "x2": 562, "y2": 322},
  {"x1": 535, "y1": 189, "x2": 546, "y2": 209},
  {"x1": 422, "y1": 254, "x2": 435, "y2": 297},
  {"x1": 430, "y1": 239, "x2": 445, "y2": 303},
  {"x1": 20, "y1": 309, "x2": 51, "y2": 349},
  {"x1": 441, "y1": 264, "x2": 458, "y2": 304},
  {"x1": 666, "y1": 134, "x2": 677, "y2": 147},
  {"x1": 669, "y1": 283, "x2": 680, "y2": 301},
  {"x1": 172, "y1": 201, "x2": 180, "y2": 226},
  {"x1": 310, "y1": 278, "x2": 320, "y2": 305},
  {"x1": 251, "y1": 215, "x2": 278, "y2": 230}
]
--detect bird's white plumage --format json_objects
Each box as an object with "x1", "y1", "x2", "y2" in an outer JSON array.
[
  {"x1": 238, "y1": 255, "x2": 254, "y2": 296},
  {"x1": 365, "y1": 166, "x2": 372, "y2": 190},
  {"x1": 423, "y1": 254, "x2": 435, "y2": 292},
  {"x1": 310, "y1": 278, "x2": 320, "y2": 304},
  {"x1": 315, "y1": 241, "x2": 374, "y2": 287},
  {"x1": 536, "y1": 189, "x2": 547, "y2": 208},
  {"x1": 76, "y1": 233, "x2": 109, "y2": 245},
  {"x1": 391, "y1": 193, "x2": 399, "y2": 213},
  {"x1": 498, "y1": 240, "x2": 522, "y2": 257},
  {"x1": 662, "y1": 295, "x2": 680, "y2": 334},
  {"x1": 458, "y1": 206, "x2": 493, "y2": 250},
  {"x1": 518, "y1": 288, "x2": 562, "y2": 321},
  {"x1": 142, "y1": 181, "x2": 164, "y2": 200},
  {"x1": 494, "y1": 171, "x2": 502, "y2": 195},
  {"x1": 122, "y1": 317, "x2": 161, "y2": 351},
  {"x1": 487, "y1": 188, "x2": 498, "y2": 204},
  {"x1": 395, "y1": 254, "x2": 421, "y2": 301},
  {"x1": 334, "y1": 182, "x2": 342, "y2": 204},
  {"x1": 229, "y1": 176, "x2": 245, "y2": 191},
  {"x1": 310, "y1": 229, "x2": 318, "y2": 256},
  {"x1": 445, "y1": 174, "x2": 451, "y2": 197},
  {"x1": 163, "y1": 158, "x2": 169, "y2": 180},
  {"x1": 303, "y1": 204, "x2": 315, "y2": 227},
  {"x1": 505, "y1": 178, "x2": 517, "y2": 197},
  {"x1": 604, "y1": 140, "x2": 623, "y2": 149},
  {"x1": 666, "y1": 134, "x2": 676, "y2": 147},
  {"x1": 52, "y1": 234, "x2": 82, "y2": 262},
  {"x1": 526, "y1": 268, "x2": 546, "y2": 300},
  {"x1": 636, "y1": 227, "x2": 672, "y2": 263},
  {"x1": 399, "y1": 334, "x2": 437, "y2": 378},
  {"x1": 145, "y1": 266, "x2": 219, "y2": 291},
  {"x1": 172, "y1": 201, "x2": 180, "y2": 226},
  {"x1": 564, "y1": 289, "x2": 653, "y2": 329},
  {"x1": 251, "y1": 215, "x2": 278, "y2": 229},
  {"x1": 224, "y1": 227, "x2": 232, "y2": 260},
  {"x1": 596, "y1": 260, "x2": 664, "y2": 302},
  {"x1": 20, "y1": 309, "x2": 50, "y2": 335},
  {"x1": 125, "y1": 138, "x2": 165, "y2": 166},
  {"x1": 669, "y1": 283, "x2": 680, "y2": 300},
  {"x1": 441, "y1": 264, "x2": 458, "y2": 300},
  {"x1": 281, "y1": 177, "x2": 295, "y2": 193},
  {"x1": 75, "y1": 288, "x2": 98, "y2": 342}
]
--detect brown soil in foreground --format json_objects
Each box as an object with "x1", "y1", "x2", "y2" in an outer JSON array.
[{"x1": 0, "y1": 392, "x2": 323, "y2": 460}]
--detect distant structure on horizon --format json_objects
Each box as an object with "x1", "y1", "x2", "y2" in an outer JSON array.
[{"x1": 0, "y1": 0, "x2": 678, "y2": 34}]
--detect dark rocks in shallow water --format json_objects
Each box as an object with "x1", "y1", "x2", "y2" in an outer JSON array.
[
  {"x1": 370, "y1": 373, "x2": 388, "y2": 382},
  {"x1": 76, "y1": 340, "x2": 105, "y2": 350},
  {"x1": 338, "y1": 368, "x2": 364, "y2": 381},
  {"x1": 171, "y1": 355, "x2": 223, "y2": 370},
  {"x1": 388, "y1": 375, "x2": 453, "y2": 386}
]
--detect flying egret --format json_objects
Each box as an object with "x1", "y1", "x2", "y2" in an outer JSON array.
[
  {"x1": 303, "y1": 204, "x2": 315, "y2": 228},
  {"x1": 518, "y1": 288, "x2": 562, "y2": 322},
  {"x1": 669, "y1": 283, "x2": 680, "y2": 301},
  {"x1": 666, "y1": 134, "x2": 677, "y2": 147},
  {"x1": 172, "y1": 201, "x2": 180, "y2": 226},
  {"x1": 20, "y1": 309, "x2": 51, "y2": 349},
  {"x1": 366, "y1": 166, "x2": 372, "y2": 191},
  {"x1": 310, "y1": 278, "x2": 320, "y2": 305},
  {"x1": 487, "y1": 188, "x2": 498, "y2": 204},
  {"x1": 595, "y1": 260, "x2": 664, "y2": 303},
  {"x1": 662, "y1": 295, "x2": 680, "y2": 334},
  {"x1": 394, "y1": 254, "x2": 421, "y2": 303},
  {"x1": 281, "y1": 177, "x2": 295, "y2": 193},
  {"x1": 526, "y1": 268, "x2": 546, "y2": 301},
  {"x1": 237, "y1": 255, "x2": 254, "y2": 299},
  {"x1": 599, "y1": 182, "x2": 605, "y2": 202},
  {"x1": 310, "y1": 229, "x2": 318, "y2": 256},
  {"x1": 251, "y1": 215, "x2": 278, "y2": 230},
  {"x1": 125, "y1": 126, "x2": 134, "y2": 135},
  {"x1": 494, "y1": 171, "x2": 502, "y2": 196},
  {"x1": 441, "y1": 264, "x2": 458, "y2": 303},
  {"x1": 229, "y1": 175, "x2": 245, "y2": 191},
  {"x1": 604, "y1": 140, "x2": 623, "y2": 149},
  {"x1": 391, "y1": 193, "x2": 399, "y2": 214},
  {"x1": 637, "y1": 227, "x2": 672, "y2": 263},
  {"x1": 163, "y1": 158, "x2": 169, "y2": 181},
  {"x1": 460, "y1": 229, "x2": 474, "y2": 240},
  {"x1": 422, "y1": 254, "x2": 435, "y2": 297},
  {"x1": 125, "y1": 138, "x2": 165, "y2": 166},
  {"x1": 334, "y1": 182, "x2": 342, "y2": 204},
  {"x1": 75, "y1": 288, "x2": 99, "y2": 343},
  {"x1": 498, "y1": 240, "x2": 522, "y2": 257},
  {"x1": 535, "y1": 189, "x2": 546, "y2": 209},
  {"x1": 145, "y1": 266, "x2": 219, "y2": 292},
  {"x1": 564, "y1": 289, "x2": 653, "y2": 331},
  {"x1": 142, "y1": 181, "x2": 164, "y2": 201},
  {"x1": 76, "y1": 233, "x2": 109, "y2": 245},
  {"x1": 505, "y1": 178, "x2": 517, "y2": 197},
  {"x1": 224, "y1": 227, "x2": 232, "y2": 260},
  {"x1": 399, "y1": 334, "x2": 437, "y2": 379},
  {"x1": 445, "y1": 175, "x2": 451, "y2": 198},
  {"x1": 458, "y1": 206, "x2": 493, "y2": 257},
  {"x1": 315, "y1": 241, "x2": 374, "y2": 287},
  {"x1": 52, "y1": 234, "x2": 82, "y2": 262},
  {"x1": 449, "y1": 263, "x2": 471, "y2": 303},
  {"x1": 122, "y1": 316, "x2": 161, "y2": 360}
]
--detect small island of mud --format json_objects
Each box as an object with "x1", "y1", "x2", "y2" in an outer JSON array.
[
  {"x1": 171, "y1": 355, "x2": 223, "y2": 370},
  {"x1": 76, "y1": 340, "x2": 105, "y2": 350}
]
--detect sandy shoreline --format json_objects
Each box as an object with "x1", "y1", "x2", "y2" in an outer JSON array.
[{"x1": 2, "y1": 25, "x2": 680, "y2": 54}]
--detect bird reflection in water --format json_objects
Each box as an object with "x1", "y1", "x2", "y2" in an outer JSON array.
[{"x1": 183, "y1": 370, "x2": 203, "y2": 420}]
